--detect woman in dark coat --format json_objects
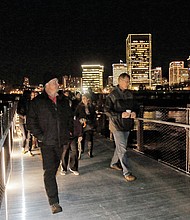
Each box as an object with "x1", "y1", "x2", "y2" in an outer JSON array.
[{"x1": 75, "y1": 93, "x2": 96, "y2": 158}]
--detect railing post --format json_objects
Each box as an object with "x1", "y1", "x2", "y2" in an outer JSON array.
[
  {"x1": 186, "y1": 105, "x2": 190, "y2": 173},
  {"x1": 136, "y1": 105, "x2": 144, "y2": 152},
  {"x1": 186, "y1": 104, "x2": 190, "y2": 125},
  {"x1": 186, "y1": 127, "x2": 190, "y2": 173},
  {"x1": 0, "y1": 111, "x2": 3, "y2": 139},
  {"x1": 136, "y1": 119, "x2": 144, "y2": 152}
]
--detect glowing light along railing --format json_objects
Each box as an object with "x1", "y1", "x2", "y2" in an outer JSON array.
[
  {"x1": 21, "y1": 152, "x2": 26, "y2": 220},
  {"x1": 2, "y1": 147, "x2": 6, "y2": 187},
  {"x1": 0, "y1": 101, "x2": 18, "y2": 215}
]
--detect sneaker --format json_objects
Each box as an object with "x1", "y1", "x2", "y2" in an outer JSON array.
[
  {"x1": 22, "y1": 149, "x2": 28, "y2": 154},
  {"x1": 69, "y1": 168, "x2": 79, "y2": 175},
  {"x1": 110, "y1": 164, "x2": 122, "y2": 171},
  {"x1": 29, "y1": 152, "x2": 34, "y2": 157},
  {"x1": 60, "y1": 170, "x2": 67, "y2": 176},
  {"x1": 51, "y1": 203, "x2": 62, "y2": 214},
  {"x1": 124, "y1": 174, "x2": 136, "y2": 182}
]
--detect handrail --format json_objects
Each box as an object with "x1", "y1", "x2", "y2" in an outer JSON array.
[
  {"x1": 135, "y1": 116, "x2": 190, "y2": 174},
  {"x1": 137, "y1": 117, "x2": 190, "y2": 129},
  {"x1": 0, "y1": 101, "x2": 17, "y2": 207}
]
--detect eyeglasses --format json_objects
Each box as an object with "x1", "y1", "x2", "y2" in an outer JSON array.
[{"x1": 120, "y1": 78, "x2": 130, "y2": 83}]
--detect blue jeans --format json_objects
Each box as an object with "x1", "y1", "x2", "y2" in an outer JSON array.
[{"x1": 111, "y1": 130, "x2": 131, "y2": 176}]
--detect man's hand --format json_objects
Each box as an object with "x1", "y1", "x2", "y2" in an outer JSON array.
[
  {"x1": 122, "y1": 112, "x2": 131, "y2": 118},
  {"x1": 130, "y1": 112, "x2": 136, "y2": 119},
  {"x1": 122, "y1": 112, "x2": 136, "y2": 119}
]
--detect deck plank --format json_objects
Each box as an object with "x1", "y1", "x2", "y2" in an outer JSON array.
[{"x1": 1, "y1": 134, "x2": 190, "y2": 220}]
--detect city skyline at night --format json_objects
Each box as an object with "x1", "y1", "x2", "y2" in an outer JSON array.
[{"x1": 0, "y1": 0, "x2": 190, "y2": 86}]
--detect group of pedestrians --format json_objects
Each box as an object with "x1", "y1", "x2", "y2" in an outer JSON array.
[
  {"x1": 18, "y1": 71, "x2": 138, "y2": 214},
  {"x1": 60, "y1": 91, "x2": 96, "y2": 176}
]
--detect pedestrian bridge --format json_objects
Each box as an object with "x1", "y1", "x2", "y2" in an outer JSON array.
[
  {"x1": 1, "y1": 101, "x2": 190, "y2": 219},
  {"x1": 1, "y1": 131, "x2": 190, "y2": 220}
]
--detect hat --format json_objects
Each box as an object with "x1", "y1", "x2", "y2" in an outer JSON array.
[{"x1": 43, "y1": 72, "x2": 59, "y2": 86}]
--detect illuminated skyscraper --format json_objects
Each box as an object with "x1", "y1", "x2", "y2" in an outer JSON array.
[
  {"x1": 187, "y1": 56, "x2": 190, "y2": 76},
  {"x1": 112, "y1": 63, "x2": 127, "y2": 86},
  {"x1": 81, "y1": 64, "x2": 104, "y2": 93},
  {"x1": 62, "y1": 75, "x2": 81, "y2": 91},
  {"x1": 23, "y1": 77, "x2": 29, "y2": 87},
  {"x1": 126, "y1": 34, "x2": 152, "y2": 89},
  {"x1": 151, "y1": 67, "x2": 162, "y2": 88},
  {"x1": 169, "y1": 61, "x2": 189, "y2": 85},
  {"x1": 108, "y1": 76, "x2": 113, "y2": 86}
]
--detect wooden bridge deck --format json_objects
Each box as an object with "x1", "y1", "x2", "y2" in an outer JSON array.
[{"x1": 1, "y1": 134, "x2": 190, "y2": 220}]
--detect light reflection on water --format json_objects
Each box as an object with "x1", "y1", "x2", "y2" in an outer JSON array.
[
  {"x1": 143, "y1": 110, "x2": 187, "y2": 124},
  {"x1": 141, "y1": 110, "x2": 188, "y2": 130}
]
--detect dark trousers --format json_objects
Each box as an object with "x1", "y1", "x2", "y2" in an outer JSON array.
[
  {"x1": 61, "y1": 138, "x2": 79, "y2": 171},
  {"x1": 28, "y1": 131, "x2": 33, "y2": 152},
  {"x1": 20, "y1": 123, "x2": 29, "y2": 149},
  {"x1": 82, "y1": 130, "x2": 94, "y2": 155},
  {"x1": 40, "y1": 145, "x2": 63, "y2": 205}
]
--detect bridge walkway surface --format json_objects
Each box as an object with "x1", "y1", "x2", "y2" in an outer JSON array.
[{"x1": 1, "y1": 133, "x2": 190, "y2": 220}]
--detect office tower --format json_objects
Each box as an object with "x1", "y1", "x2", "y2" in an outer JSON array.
[
  {"x1": 62, "y1": 75, "x2": 81, "y2": 91},
  {"x1": 108, "y1": 76, "x2": 113, "y2": 86},
  {"x1": 151, "y1": 67, "x2": 162, "y2": 88},
  {"x1": 81, "y1": 64, "x2": 104, "y2": 93},
  {"x1": 187, "y1": 56, "x2": 190, "y2": 76},
  {"x1": 112, "y1": 63, "x2": 127, "y2": 86},
  {"x1": 0, "y1": 79, "x2": 5, "y2": 92},
  {"x1": 23, "y1": 77, "x2": 29, "y2": 87},
  {"x1": 126, "y1": 34, "x2": 152, "y2": 90},
  {"x1": 169, "y1": 61, "x2": 189, "y2": 85},
  {"x1": 62, "y1": 75, "x2": 69, "y2": 89}
]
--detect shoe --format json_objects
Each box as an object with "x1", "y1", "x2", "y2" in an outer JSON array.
[
  {"x1": 51, "y1": 203, "x2": 62, "y2": 214},
  {"x1": 29, "y1": 152, "x2": 34, "y2": 157},
  {"x1": 32, "y1": 144, "x2": 38, "y2": 149},
  {"x1": 110, "y1": 164, "x2": 122, "y2": 171},
  {"x1": 124, "y1": 174, "x2": 136, "y2": 182},
  {"x1": 22, "y1": 149, "x2": 28, "y2": 154},
  {"x1": 69, "y1": 168, "x2": 79, "y2": 175},
  {"x1": 60, "y1": 170, "x2": 67, "y2": 175}
]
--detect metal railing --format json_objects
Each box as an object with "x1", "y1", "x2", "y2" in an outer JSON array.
[
  {"x1": 0, "y1": 101, "x2": 17, "y2": 208},
  {"x1": 96, "y1": 106, "x2": 190, "y2": 174},
  {"x1": 1, "y1": 102, "x2": 190, "y2": 208},
  {"x1": 135, "y1": 105, "x2": 190, "y2": 174},
  {"x1": 140, "y1": 106, "x2": 190, "y2": 124}
]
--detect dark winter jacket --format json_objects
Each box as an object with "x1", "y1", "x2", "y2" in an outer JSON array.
[
  {"x1": 104, "y1": 86, "x2": 138, "y2": 132},
  {"x1": 17, "y1": 90, "x2": 31, "y2": 115},
  {"x1": 75, "y1": 102, "x2": 96, "y2": 131},
  {"x1": 17, "y1": 90, "x2": 31, "y2": 124},
  {"x1": 26, "y1": 91, "x2": 73, "y2": 146}
]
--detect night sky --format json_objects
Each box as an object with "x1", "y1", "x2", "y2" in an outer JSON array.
[{"x1": 0, "y1": 0, "x2": 190, "y2": 85}]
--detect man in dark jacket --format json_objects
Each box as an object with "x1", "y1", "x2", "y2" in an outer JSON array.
[
  {"x1": 17, "y1": 90, "x2": 32, "y2": 154},
  {"x1": 27, "y1": 72, "x2": 73, "y2": 214},
  {"x1": 104, "y1": 73, "x2": 137, "y2": 182}
]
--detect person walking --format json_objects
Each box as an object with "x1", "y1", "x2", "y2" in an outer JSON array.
[
  {"x1": 17, "y1": 90, "x2": 32, "y2": 155},
  {"x1": 104, "y1": 73, "x2": 137, "y2": 182},
  {"x1": 60, "y1": 117, "x2": 83, "y2": 175},
  {"x1": 27, "y1": 72, "x2": 73, "y2": 214},
  {"x1": 60, "y1": 91, "x2": 83, "y2": 176},
  {"x1": 75, "y1": 93, "x2": 96, "y2": 158},
  {"x1": 72, "y1": 91, "x2": 82, "y2": 111},
  {"x1": 27, "y1": 91, "x2": 39, "y2": 156}
]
